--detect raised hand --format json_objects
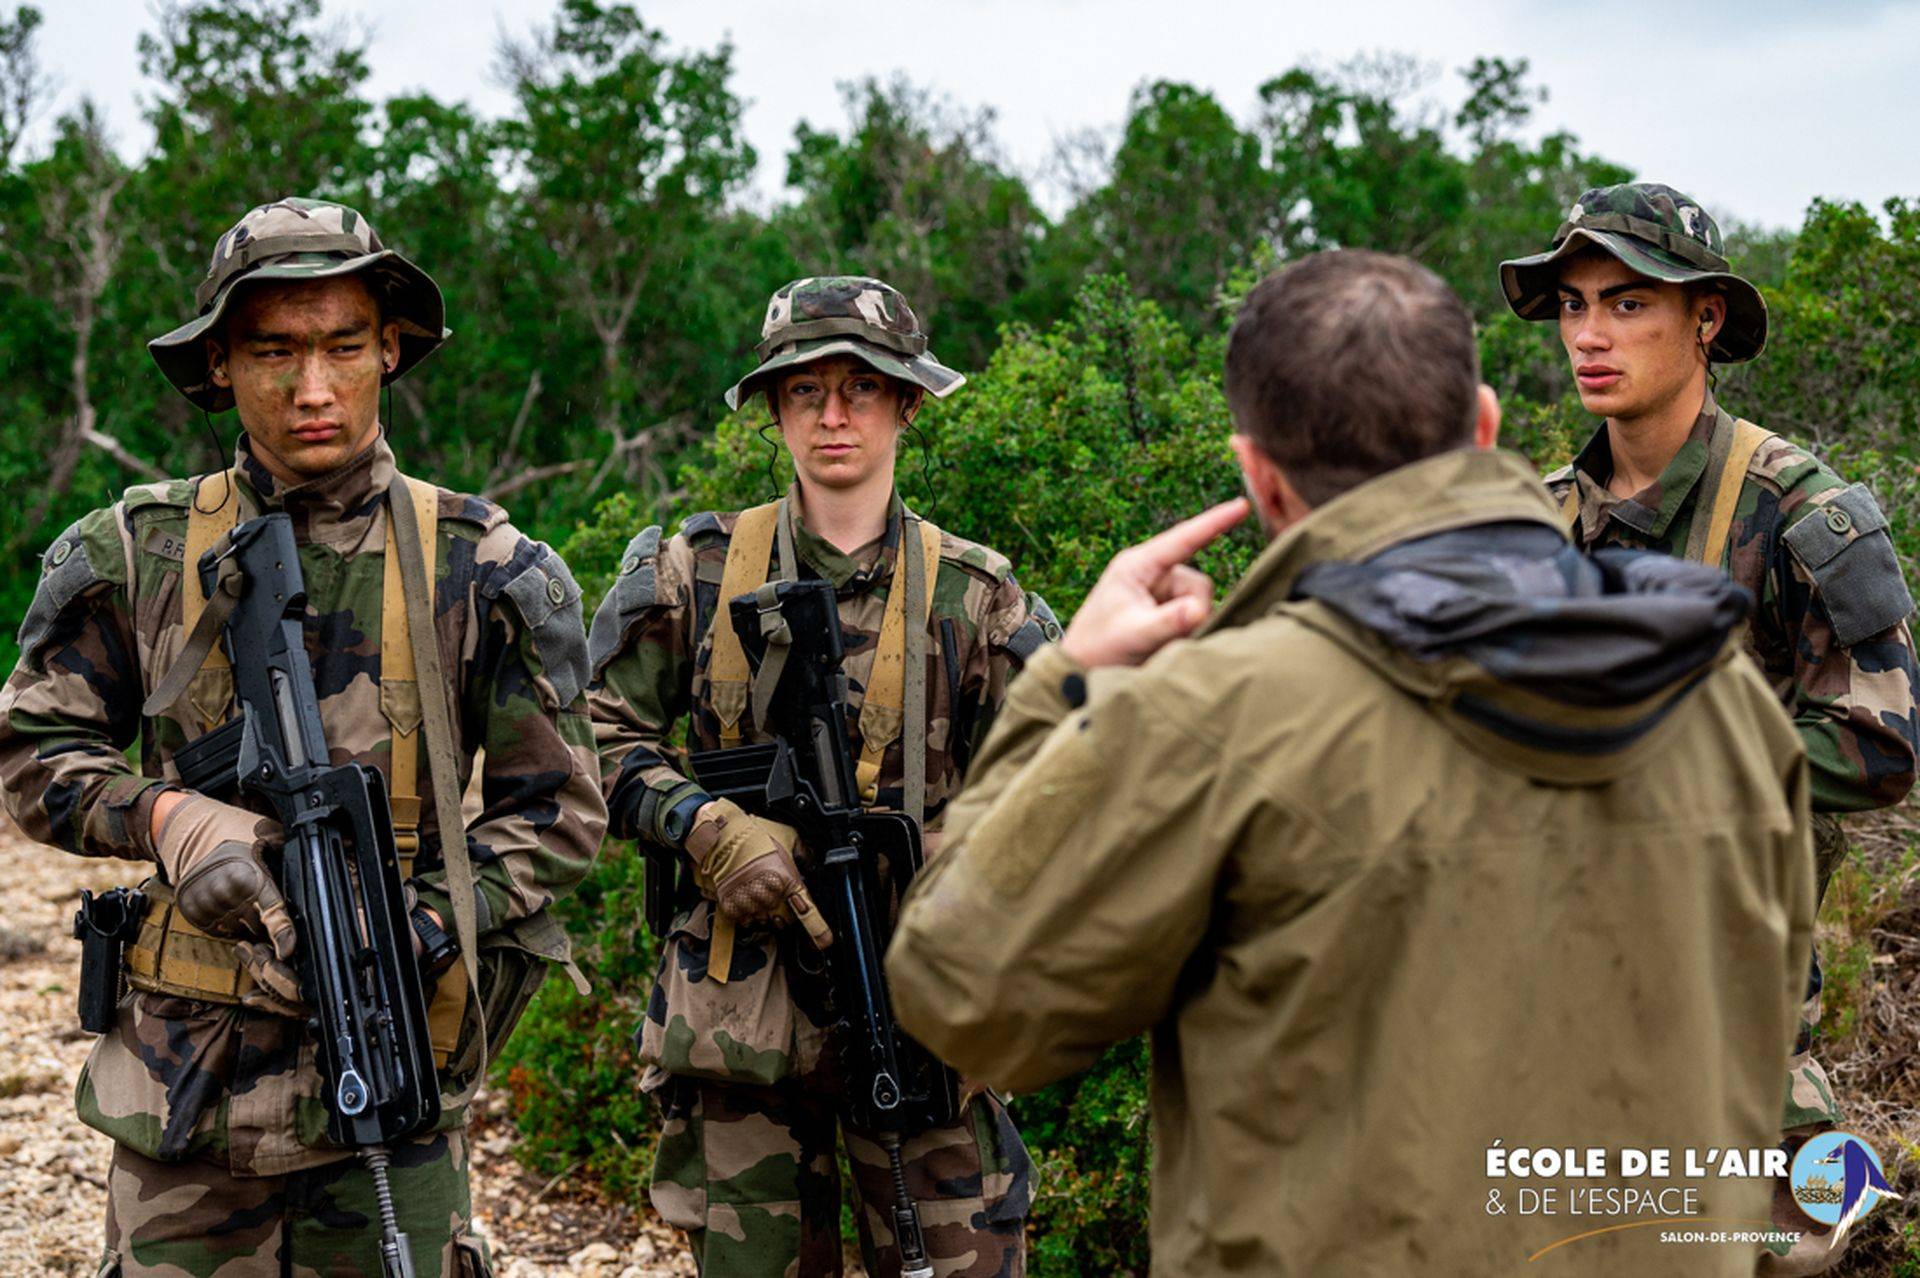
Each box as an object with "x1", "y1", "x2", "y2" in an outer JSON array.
[{"x1": 1060, "y1": 498, "x2": 1250, "y2": 669}]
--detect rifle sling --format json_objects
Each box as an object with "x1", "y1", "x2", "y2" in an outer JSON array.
[
  {"x1": 386, "y1": 475, "x2": 486, "y2": 1063},
  {"x1": 900, "y1": 517, "x2": 931, "y2": 830},
  {"x1": 141, "y1": 555, "x2": 242, "y2": 721}
]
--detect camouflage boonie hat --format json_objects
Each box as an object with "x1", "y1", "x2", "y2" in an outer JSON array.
[
  {"x1": 1499, "y1": 182, "x2": 1767, "y2": 363},
  {"x1": 148, "y1": 196, "x2": 450, "y2": 411},
  {"x1": 723, "y1": 275, "x2": 965, "y2": 411}
]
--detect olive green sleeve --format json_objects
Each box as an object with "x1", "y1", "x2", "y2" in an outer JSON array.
[{"x1": 888, "y1": 642, "x2": 1270, "y2": 1093}]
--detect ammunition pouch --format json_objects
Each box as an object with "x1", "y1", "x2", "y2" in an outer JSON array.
[
  {"x1": 123, "y1": 879, "x2": 255, "y2": 1003},
  {"x1": 114, "y1": 877, "x2": 571, "y2": 1071}
]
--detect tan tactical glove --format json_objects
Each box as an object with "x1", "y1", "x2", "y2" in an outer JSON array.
[
  {"x1": 155, "y1": 794, "x2": 304, "y2": 1017},
  {"x1": 684, "y1": 798, "x2": 833, "y2": 950}
]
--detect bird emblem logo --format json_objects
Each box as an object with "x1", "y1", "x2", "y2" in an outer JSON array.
[{"x1": 1790, "y1": 1131, "x2": 1901, "y2": 1252}]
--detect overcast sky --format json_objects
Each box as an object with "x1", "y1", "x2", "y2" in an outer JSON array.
[{"x1": 29, "y1": 0, "x2": 1920, "y2": 231}]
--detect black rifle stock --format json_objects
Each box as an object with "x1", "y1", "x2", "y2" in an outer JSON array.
[
  {"x1": 686, "y1": 578, "x2": 952, "y2": 1278},
  {"x1": 171, "y1": 512, "x2": 436, "y2": 1278}
]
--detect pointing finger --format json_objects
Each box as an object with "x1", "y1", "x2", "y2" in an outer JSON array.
[{"x1": 1134, "y1": 498, "x2": 1250, "y2": 571}]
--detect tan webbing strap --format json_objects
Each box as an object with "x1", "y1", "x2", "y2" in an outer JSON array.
[
  {"x1": 382, "y1": 476, "x2": 439, "y2": 876},
  {"x1": 1558, "y1": 483, "x2": 1580, "y2": 537},
  {"x1": 175, "y1": 471, "x2": 242, "y2": 730},
  {"x1": 141, "y1": 555, "x2": 242, "y2": 722},
  {"x1": 386, "y1": 476, "x2": 486, "y2": 1062},
  {"x1": 1690, "y1": 418, "x2": 1774, "y2": 571},
  {"x1": 854, "y1": 519, "x2": 942, "y2": 808},
  {"x1": 709, "y1": 502, "x2": 784, "y2": 746}
]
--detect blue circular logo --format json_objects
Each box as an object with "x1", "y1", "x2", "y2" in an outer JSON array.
[{"x1": 1791, "y1": 1132, "x2": 1897, "y2": 1227}]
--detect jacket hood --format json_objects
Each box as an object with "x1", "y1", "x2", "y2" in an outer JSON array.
[{"x1": 1205, "y1": 449, "x2": 1752, "y2": 783}]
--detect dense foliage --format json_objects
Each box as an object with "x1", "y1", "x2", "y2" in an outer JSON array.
[{"x1": 3, "y1": 3, "x2": 1917, "y2": 1272}]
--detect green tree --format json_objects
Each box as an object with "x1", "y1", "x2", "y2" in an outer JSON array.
[
  {"x1": 496, "y1": 0, "x2": 762, "y2": 509},
  {"x1": 0, "y1": 4, "x2": 45, "y2": 166},
  {"x1": 781, "y1": 77, "x2": 1046, "y2": 370},
  {"x1": 1044, "y1": 81, "x2": 1277, "y2": 334}
]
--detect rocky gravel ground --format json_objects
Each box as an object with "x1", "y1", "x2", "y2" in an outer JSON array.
[{"x1": 0, "y1": 814, "x2": 691, "y2": 1277}]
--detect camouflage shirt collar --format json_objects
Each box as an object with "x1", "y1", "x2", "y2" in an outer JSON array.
[
  {"x1": 1568, "y1": 398, "x2": 1719, "y2": 539},
  {"x1": 234, "y1": 428, "x2": 396, "y2": 551},
  {"x1": 785, "y1": 484, "x2": 905, "y2": 592}
]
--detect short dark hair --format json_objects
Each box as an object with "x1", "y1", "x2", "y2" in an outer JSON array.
[{"x1": 1225, "y1": 249, "x2": 1480, "y2": 506}]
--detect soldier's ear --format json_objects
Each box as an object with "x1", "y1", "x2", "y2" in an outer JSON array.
[
  {"x1": 1694, "y1": 291, "x2": 1727, "y2": 345},
  {"x1": 380, "y1": 319, "x2": 400, "y2": 374},
  {"x1": 1473, "y1": 384, "x2": 1501, "y2": 450},
  {"x1": 899, "y1": 387, "x2": 924, "y2": 426},
  {"x1": 208, "y1": 339, "x2": 231, "y2": 389}
]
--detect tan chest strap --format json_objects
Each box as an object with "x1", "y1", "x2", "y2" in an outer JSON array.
[
  {"x1": 853, "y1": 516, "x2": 941, "y2": 815},
  {"x1": 175, "y1": 471, "x2": 438, "y2": 875},
  {"x1": 710, "y1": 501, "x2": 786, "y2": 745},
  {"x1": 178, "y1": 471, "x2": 243, "y2": 730},
  {"x1": 381, "y1": 476, "x2": 440, "y2": 873},
  {"x1": 1686, "y1": 418, "x2": 1773, "y2": 570}
]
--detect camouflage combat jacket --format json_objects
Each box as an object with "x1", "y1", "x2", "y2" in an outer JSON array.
[
  {"x1": 1546, "y1": 399, "x2": 1919, "y2": 815},
  {"x1": 0, "y1": 434, "x2": 607, "y2": 1176},
  {"x1": 586, "y1": 487, "x2": 1056, "y2": 1088}
]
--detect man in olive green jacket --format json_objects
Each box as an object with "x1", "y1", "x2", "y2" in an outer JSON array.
[{"x1": 886, "y1": 250, "x2": 1815, "y2": 1276}]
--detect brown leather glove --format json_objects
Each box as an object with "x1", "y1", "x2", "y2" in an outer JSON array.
[
  {"x1": 156, "y1": 794, "x2": 304, "y2": 1016},
  {"x1": 684, "y1": 798, "x2": 833, "y2": 950}
]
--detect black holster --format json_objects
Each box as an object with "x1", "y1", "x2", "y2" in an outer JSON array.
[{"x1": 73, "y1": 887, "x2": 148, "y2": 1034}]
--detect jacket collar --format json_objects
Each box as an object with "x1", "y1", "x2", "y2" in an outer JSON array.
[
  {"x1": 785, "y1": 484, "x2": 906, "y2": 593},
  {"x1": 1567, "y1": 395, "x2": 1725, "y2": 540},
  {"x1": 1199, "y1": 449, "x2": 1565, "y2": 637},
  {"x1": 234, "y1": 428, "x2": 396, "y2": 552}
]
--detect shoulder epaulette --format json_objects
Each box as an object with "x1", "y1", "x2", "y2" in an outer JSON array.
[
  {"x1": 121, "y1": 476, "x2": 198, "y2": 515},
  {"x1": 936, "y1": 528, "x2": 1014, "y2": 584},
  {"x1": 1745, "y1": 432, "x2": 1829, "y2": 496},
  {"x1": 680, "y1": 511, "x2": 729, "y2": 542},
  {"x1": 436, "y1": 487, "x2": 510, "y2": 533}
]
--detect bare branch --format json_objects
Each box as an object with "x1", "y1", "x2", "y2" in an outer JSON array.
[
  {"x1": 81, "y1": 427, "x2": 166, "y2": 480},
  {"x1": 483, "y1": 457, "x2": 590, "y2": 503},
  {"x1": 483, "y1": 368, "x2": 544, "y2": 491}
]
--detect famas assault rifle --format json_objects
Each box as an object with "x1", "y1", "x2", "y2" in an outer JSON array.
[
  {"x1": 685, "y1": 578, "x2": 953, "y2": 1278},
  {"x1": 171, "y1": 512, "x2": 438, "y2": 1278}
]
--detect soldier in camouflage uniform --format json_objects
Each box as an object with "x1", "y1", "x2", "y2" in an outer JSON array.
[
  {"x1": 588, "y1": 277, "x2": 1056, "y2": 1277},
  {"x1": 0, "y1": 197, "x2": 608, "y2": 1276},
  {"x1": 1500, "y1": 182, "x2": 1920, "y2": 1273}
]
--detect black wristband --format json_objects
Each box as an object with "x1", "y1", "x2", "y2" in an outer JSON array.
[
  {"x1": 661, "y1": 789, "x2": 713, "y2": 848},
  {"x1": 410, "y1": 903, "x2": 460, "y2": 980}
]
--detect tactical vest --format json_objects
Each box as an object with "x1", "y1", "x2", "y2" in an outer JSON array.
[
  {"x1": 700, "y1": 496, "x2": 941, "y2": 982},
  {"x1": 124, "y1": 470, "x2": 470, "y2": 1062}
]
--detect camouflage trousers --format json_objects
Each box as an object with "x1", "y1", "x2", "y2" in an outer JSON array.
[
  {"x1": 649, "y1": 1076, "x2": 1030, "y2": 1277},
  {"x1": 98, "y1": 1129, "x2": 489, "y2": 1277}
]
